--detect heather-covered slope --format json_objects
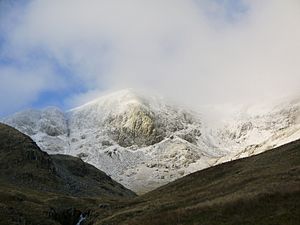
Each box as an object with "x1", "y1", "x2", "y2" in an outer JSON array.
[{"x1": 91, "y1": 139, "x2": 300, "y2": 225}]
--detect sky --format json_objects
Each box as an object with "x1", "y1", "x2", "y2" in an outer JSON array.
[{"x1": 0, "y1": 0, "x2": 299, "y2": 117}]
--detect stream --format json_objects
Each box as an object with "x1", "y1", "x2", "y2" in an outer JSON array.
[{"x1": 76, "y1": 213, "x2": 86, "y2": 225}]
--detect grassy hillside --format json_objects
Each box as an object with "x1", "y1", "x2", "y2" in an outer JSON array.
[
  {"x1": 0, "y1": 123, "x2": 135, "y2": 225},
  {"x1": 91, "y1": 139, "x2": 300, "y2": 225}
]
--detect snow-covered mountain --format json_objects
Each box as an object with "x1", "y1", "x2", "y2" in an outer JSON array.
[
  {"x1": 213, "y1": 97, "x2": 300, "y2": 164},
  {"x1": 3, "y1": 107, "x2": 69, "y2": 153},
  {"x1": 2, "y1": 89, "x2": 300, "y2": 193}
]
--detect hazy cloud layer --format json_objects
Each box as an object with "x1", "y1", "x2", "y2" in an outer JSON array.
[{"x1": 0, "y1": 0, "x2": 299, "y2": 115}]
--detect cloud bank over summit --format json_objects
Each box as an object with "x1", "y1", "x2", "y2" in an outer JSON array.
[{"x1": 0, "y1": 0, "x2": 299, "y2": 116}]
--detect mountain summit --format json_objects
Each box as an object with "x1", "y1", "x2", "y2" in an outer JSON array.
[
  {"x1": 3, "y1": 89, "x2": 300, "y2": 193},
  {"x1": 69, "y1": 89, "x2": 202, "y2": 148}
]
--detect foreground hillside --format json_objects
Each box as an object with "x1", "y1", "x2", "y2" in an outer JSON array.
[
  {"x1": 90, "y1": 138, "x2": 300, "y2": 225},
  {"x1": 0, "y1": 123, "x2": 135, "y2": 225}
]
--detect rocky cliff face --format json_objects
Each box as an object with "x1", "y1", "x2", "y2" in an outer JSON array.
[{"x1": 106, "y1": 104, "x2": 163, "y2": 147}]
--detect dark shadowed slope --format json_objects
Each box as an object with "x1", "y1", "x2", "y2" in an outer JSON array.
[
  {"x1": 92, "y1": 138, "x2": 300, "y2": 225},
  {"x1": 0, "y1": 123, "x2": 135, "y2": 225}
]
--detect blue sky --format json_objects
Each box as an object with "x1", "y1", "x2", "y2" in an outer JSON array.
[
  {"x1": 0, "y1": 42, "x2": 86, "y2": 116},
  {"x1": 0, "y1": 0, "x2": 299, "y2": 117}
]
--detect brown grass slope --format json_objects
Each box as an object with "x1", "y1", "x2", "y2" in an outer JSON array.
[
  {"x1": 92, "y1": 138, "x2": 300, "y2": 225},
  {"x1": 0, "y1": 123, "x2": 136, "y2": 225}
]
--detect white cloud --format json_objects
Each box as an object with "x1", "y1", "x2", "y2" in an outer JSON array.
[{"x1": 1, "y1": 0, "x2": 300, "y2": 113}]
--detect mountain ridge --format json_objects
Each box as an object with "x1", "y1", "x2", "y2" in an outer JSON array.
[{"x1": 2, "y1": 89, "x2": 300, "y2": 193}]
